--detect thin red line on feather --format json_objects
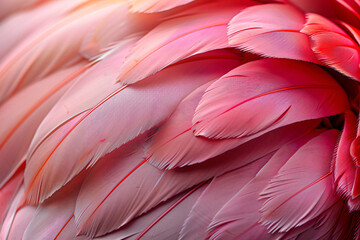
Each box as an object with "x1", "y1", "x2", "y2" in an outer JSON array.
[
  {"x1": 195, "y1": 84, "x2": 331, "y2": 126},
  {"x1": 0, "y1": 63, "x2": 91, "y2": 152},
  {"x1": 23, "y1": 84, "x2": 128, "y2": 201},
  {"x1": 135, "y1": 181, "x2": 206, "y2": 240},
  {"x1": 265, "y1": 171, "x2": 333, "y2": 217},
  {"x1": 148, "y1": 127, "x2": 192, "y2": 157},
  {"x1": 78, "y1": 157, "x2": 149, "y2": 233},
  {"x1": 54, "y1": 214, "x2": 74, "y2": 240},
  {"x1": 117, "y1": 22, "x2": 228, "y2": 81}
]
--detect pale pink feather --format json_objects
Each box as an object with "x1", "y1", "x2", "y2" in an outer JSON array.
[
  {"x1": 0, "y1": 0, "x2": 123, "y2": 102},
  {"x1": 0, "y1": 63, "x2": 85, "y2": 188},
  {"x1": 117, "y1": 0, "x2": 256, "y2": 85},
  {"x1": 24, "y1": 54, "x2": 240, "y2": 205}
]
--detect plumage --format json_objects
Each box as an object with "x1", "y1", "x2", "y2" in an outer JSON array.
[
  {"x1": 1, "y1": 0, "x2": 360, "y2": 239},
  {"x1": 117, "y1": 0, "x2": 256, "y2": 85},
  {"x1": 24, "y1": 52, "x2": 241, "y2": 205},
  {"x1": 260, "y1": 130, "x2": 340, "y2": 233},
  {"x1": 0, "y1": 63, "x2": 86, "y2": 188},
  {"x1": 302, "y1": 13, "x2": 360, "y2": 81},
  {"x1": 192, "y1": 59, "x2": 348, "y2": 139},
  {"x1": 228, "y1": 4, "x2": 318, "y2": 62},
  {"x1": 207, "y1": 130, "x2": 320, "y2": 240}
]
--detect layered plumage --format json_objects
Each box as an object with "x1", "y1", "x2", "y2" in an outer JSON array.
[{"x1": 1, "y1": 0, "x2": 360, "y2": 239}]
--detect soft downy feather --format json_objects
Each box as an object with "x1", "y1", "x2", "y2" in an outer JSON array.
[
  {"x1": 24, "y1": 52, "x2": 241, "y2": 205},
  {"x1": 259, "y1": 130, "x2": 340, "y2": 233},
  {"x1": 192, "y1": 59, "x2": 348, "y2": 139},
  {"x1": 117, "y1": 0, "x2": 257, "y2": 85},
  {"x1": 301, "y1": 13, "x2": 360, "y2": 81},
  {"x1": 227, "y1": 3, "x2": 318, "y2": 62},
  {"x1": 206, "y1": 130, "x2": 321, "y2": 240}
]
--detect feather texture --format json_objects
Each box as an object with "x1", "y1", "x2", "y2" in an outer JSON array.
[
  {"x1": 0, "y1": 63, "x2": 86, "y2": 188},
  {"x1": 301, "y1": 13, "x2": 360, "y2": 81},
  {"x1": 117, "y1": 0, "x2": 256, "y2": 85},
  {"x1": 207, "y1": 130, "x2": 321, "y2": 240},
  {"x1": 192, "y1": 59, "x2": 348, "y2": 139},
  {"x1": 24, "y1": 53, "x2": 241, "y2": 205},
  {"x1": 227, "y1": 4, "x2": 318, "y2": 62},
  {"x1": 260, "y1": 130, "x2": 340, "y2": 233}
]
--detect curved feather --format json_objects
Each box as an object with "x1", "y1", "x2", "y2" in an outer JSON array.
[
  {"x1": 27, "y1": 38, "x2": 138, "y2": 157},
  {"x1": 301, "y1": 13, "x2": 360, "y2": 81},
  {"x1": 206, "y1": 130, "x2": 321, "y2": 240},
  {"x1": 23, "y1": 173, "x2": 87, "y2": 240},
  {"x1": 179, "y1": 150, "x2": 277, "y2": 240},
  {"x1": 129, "y1": 0, "x2": 196, "y2": 13},
  {"x1": 24, "y1": 54, "x2": 241, "y2": 205},
  {"x1": 334, "y1": 111, "x2": 357, "y2": 201},
  {"x1": 0, "y1": 164, "x2": 24, "y2": 226},
  {"x1": 75, "y1": 120, "x2": 317, "y2": 237},
  {"x1": 276, "y1": 200, "x2": 355, "y2": 240},
  {"x1": 0, "y1": 0, "x2": 87, "y2": 63},
  {"x1": 79, "y1": 3, "x2": 163, "y2": 60},
  {"x1": 117, "y1": 0, "x2": 256, "y2": 85},
  {"x1": 192, "y1": 59, "x2": 349, "y2": 139},
  {"x1": 0, "y1": 0, "x2": 123, "y2": 102},
  {"x1": 147, "y1": 74, "x2": 320, "y2": 169},
  {"x1": 5, "y1": 206, "x2": 35, "y2": 240},
  {"x1": 0, "y1": 63, "x2": 86, "y2": 188},
  {"x1": 0, "y1": 185, "x2": 24, "y2": 240},
  {"x1": 94, "y1": 194, "x2": 183, "y2": 240},
  {"x1": 259, "y1": 130, "x2": 340, "y2": 233},
  {"x1": 75, "y1": 145, "x2": 270, "y2": 237},
  {"x1": 227, "y1": 3, "x2": 318, "y2": 62}
]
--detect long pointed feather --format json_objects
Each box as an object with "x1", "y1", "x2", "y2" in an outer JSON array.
[
  {"x1": 206, "y1": 130, "x2": 321, "y2": 240},
  {"x1": 117, "y1": 0, "x2": 256, "y2": 85},
  {"x1": 75, "y1": 120, "x2": 316, "y2": 237},
  {"x1": 0, "y1": 63, "x2": 87, "y2": 188},
  {"x1": 24, "y1": 53, "x2": 241, "y2": 205},
  {"x1": 259, "y1": 130, "x2": 340, "y2": 233},
  {"x1": 0, "y1": 0, "x2": 123, "y2": 102}
]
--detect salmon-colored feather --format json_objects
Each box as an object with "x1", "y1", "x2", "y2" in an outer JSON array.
[
  {"x1": 1, "y1": 0, "x2": 360, "y2": 239},
  {"x1": 117, "y1": 0, "x2": 256, "y2": 85},
  {"x1": 192, "y1": 59, "x2": 348, "y2": 139},
  {"x1": 227, "y1": 4, "x2": 318, "y2": 62}
]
